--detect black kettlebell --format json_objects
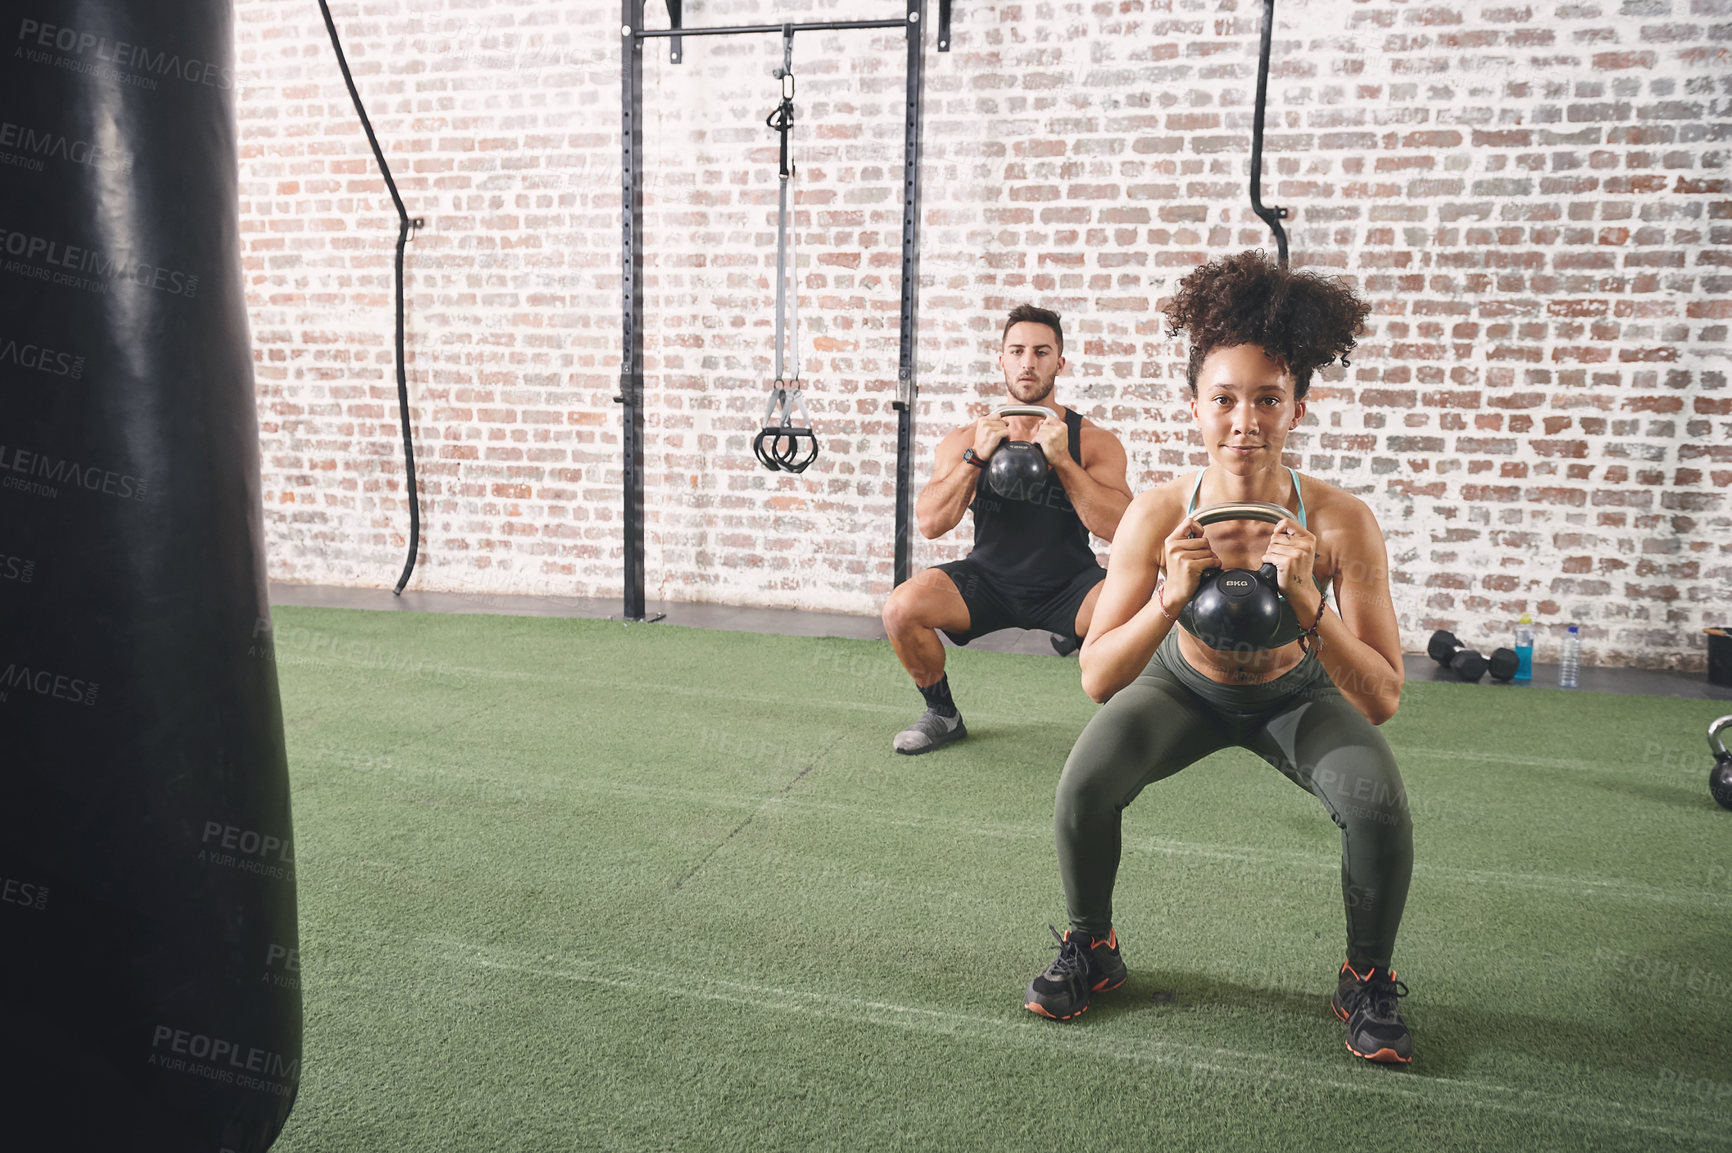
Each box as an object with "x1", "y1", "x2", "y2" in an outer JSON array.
[
  {"x1": 1191, "y1": 562, "x2": 1284, "y2": 650},
  {"x1": 1184, "y1": 501, "x2": 1295, "y2": 651},
  {"x1": 984, "y1": 405, "x2": 1052, "y2": 501},
  {"x1": 1709, "y1": 715, "x2": 1732, "y2": 811}
]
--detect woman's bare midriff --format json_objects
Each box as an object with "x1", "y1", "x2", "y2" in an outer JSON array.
[{"x1": 1176, "y1": 630, "x2": 1309, "y2": 684}]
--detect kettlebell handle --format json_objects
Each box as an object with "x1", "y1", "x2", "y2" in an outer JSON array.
[
  {"x1": 993, "y1": 405, "x2": 1055, "y2": 420},
  {"x1": 1710, "y1": 714, "x2": 1732, "y2": 759},
  {"x1": 1191, "y1": 501, "x2": 1294, "y2": 527},
  {"x1": 1191, "y1": 504, "x2": 1294, "y2": 582}
]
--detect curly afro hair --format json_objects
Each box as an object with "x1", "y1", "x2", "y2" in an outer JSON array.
[{"x1": 1163, "y1": 250, "x2": 1370, "y2": 401}]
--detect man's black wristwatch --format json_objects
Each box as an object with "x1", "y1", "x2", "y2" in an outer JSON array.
[{"x1": 962, "y1": 448, "x2": 986, "y2": 469}]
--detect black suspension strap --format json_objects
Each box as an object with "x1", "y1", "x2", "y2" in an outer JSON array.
[
  {"x1": 1250, "y1": 0, "x2": 1289, "y2": 268},
  {"x1": 316, "y1": 0, "x2": 426, "y2": 593},
  {"x1": 752, "y1": 25, "x2": 818, "y2": 474}
]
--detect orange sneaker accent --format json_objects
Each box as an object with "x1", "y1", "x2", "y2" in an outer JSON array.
[
  {"x1": 1025, "y1": 999, "x2": 1088, "y2": 1021},
  {"x1": 1344, "y1": 1039, "x2": 1412, "y2": 1065},
  {"x1": 1083, "y1": 929, "x2": 1123, "y2": 992}
]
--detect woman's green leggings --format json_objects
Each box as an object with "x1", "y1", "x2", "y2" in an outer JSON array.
[{"x1": 1056, "y1": 632, "x2": 1413, "y2": 969}]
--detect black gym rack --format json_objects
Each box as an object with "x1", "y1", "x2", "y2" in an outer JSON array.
[{"x1": 618, "y1": 0, "x2": 948, "y2": 621}]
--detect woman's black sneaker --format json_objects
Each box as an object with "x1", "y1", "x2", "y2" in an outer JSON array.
[
  {"x1": 1331, "y1": 960, "x2": 1412, "y2": 1064},
  {"x1": 1023, "y1": 926, "x2": 1127, "y2": 1020}
]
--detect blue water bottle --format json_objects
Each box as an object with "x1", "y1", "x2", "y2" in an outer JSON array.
[{"x1": 1513, "y1": 613, "x2": 1534, "y2": 682}]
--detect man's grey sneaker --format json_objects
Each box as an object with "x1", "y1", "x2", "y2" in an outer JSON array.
[
  {"x1": 1332, "y1": 960, "x2": 1413, "y2": 1064},
  {"x1": 1023, "y1": 925, "x2": 1127, "y2": 1020},
  {"x1": 893, "y1": 708, "x2": 967, "y2": 755}
]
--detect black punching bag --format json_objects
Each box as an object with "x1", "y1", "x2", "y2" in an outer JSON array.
[{"x1": 0, "y1": 2, "x2": 301, "y2": 1147}]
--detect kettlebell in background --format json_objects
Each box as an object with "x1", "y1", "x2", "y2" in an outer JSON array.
[
  {"x1": 1709, "y1": 715, "x2": 1732, "y2": 811},
  {"x1": 984, "y1": 405, "x2": 1052, "y2": 501}
]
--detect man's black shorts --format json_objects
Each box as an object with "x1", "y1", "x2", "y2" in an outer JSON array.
[{"x1": 929, "y1": 559, "x2": 1107, "y2": 647}]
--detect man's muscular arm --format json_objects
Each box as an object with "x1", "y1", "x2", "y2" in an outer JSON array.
[
  {"x1": 915, "y1": 419, "x2": 1005, "y2": 539},
  {"x1": 1038, "y1": 421, "x2": 1133, "y2": 543}
]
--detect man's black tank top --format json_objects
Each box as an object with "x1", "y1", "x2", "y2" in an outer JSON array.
[{"x1": 966, "y1": 407, "x2": 1100, "y2": 593}]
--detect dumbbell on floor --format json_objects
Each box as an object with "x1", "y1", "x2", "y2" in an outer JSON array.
[
  {"x1": 1428, "y1": 630, "x2": 1498, "y2": 683},
  {"x1": 1428, "y1": 631, "x2": 1521, "y2": 684}
]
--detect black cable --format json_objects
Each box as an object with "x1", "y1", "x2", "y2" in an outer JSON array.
[{"x1": 315, "y1": 0, "x2": 424, "y2": 595}]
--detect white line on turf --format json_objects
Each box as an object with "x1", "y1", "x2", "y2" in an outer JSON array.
[
  {"x1": 429, "y1": 938, "x2": 1726, "y2": 1142},
  {"x1": 299, "y1": 751, "x2": 1731, "y2": 911},
  {"x1": 287, "y1": 659, "x2": 1707, "y2": 768},
  {"x1": 532, "y1": 777, "x2": 1732, "y2": 911},
  {"x1": 1399, "y1": 746, "x2": 1690, "y2": 779}
]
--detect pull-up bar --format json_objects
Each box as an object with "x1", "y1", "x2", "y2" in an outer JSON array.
[
  {"x1": 647, "y1": 2, "x2": 952, "y2": 62},
  {"x1": 634, "y1": 19, "x2": 907, "y2": 39},
  {"x1": 617, "y1": 1, "x2": 931, "y2": 622}
]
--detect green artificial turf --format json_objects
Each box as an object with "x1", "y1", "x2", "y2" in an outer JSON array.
[{"x1": 266, "y1": 606, "x2": 1732, "y2": 1152}]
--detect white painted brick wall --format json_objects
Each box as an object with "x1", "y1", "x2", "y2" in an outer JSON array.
[{"x1": 236, "y1": 0, "x2": 1731, "y2": 668}]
